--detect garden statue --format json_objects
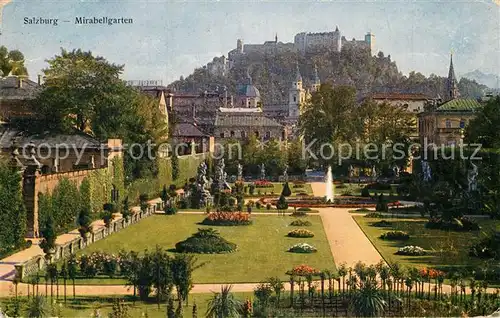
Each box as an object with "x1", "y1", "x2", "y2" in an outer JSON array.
[
  {"x1": 467, "y1": 162, "x2": 478, "y2": 192},
  {"x1": 392, "y1": 164, "x2": 400, "y2": 178},
  {"x1": 260, "y1": 163, "x2": 266, "y2": 180},
  {"x1": 237, "y1": 163, "x2": 243, "y2": 181},
  {"x1": 196, "y1": 161, "x2": 213, "y2": 206},
  {"x1": 283, "y1": 164, "x2": 288, "y2": 181},
  {"x1": 348, "y1": 164, "x2": 354, "y2": 177},
  {"x1": 422, "y1": 160, "x2": 432, "y2": 182},
  {"x1": 212, "y1": 158, "x2": 231, "y2": 192},
  {"x1": 371, "y1": 165, "x2": 377, "y2": 179}
]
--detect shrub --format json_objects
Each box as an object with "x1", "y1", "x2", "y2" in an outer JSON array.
[
  {"x1": 175, "y1": 228, "x2": 237, "y2": 254},
  {"x1": 364, "y1": 212, "x2": 384, "y2": 218},
  {"x1": 288, "y1": 229, "x2": 315, "y2": 238},
  {"x1": 256, "y1": 201, "x2": 262, "y2": 209},
  {"x1": 366, "y1": 182, "x2": 391, "y2": 190},
  {"x1": 290, "y1": 219, "x2": 312, "y2": 226},
  {"x1": 165, "y1": 206, "x2": 177, "y2": 215},
  {"x1": 469, "y1": 232, "x2": 500, "y2": 260},
  {"x1": 290, "y1": 211, "x2": 307, "y2": 217},
  {"x1": 425, "y1": 217, "x2": 480, "y2": 232},
  {"x1": 103, "y1": 202, "x2": 117, "y2": 213},
  {"x1": 288, "y1": 243, "x2": 317, "y2": 253},
  {"x1": 266, "y1": 203, "x2": 271, "y2": 210},
  {"x1": 201, "y1": 212, "x2": 252, "y2": 226},
  {"x1": 297, "y1": 207, "x2": 311, "y2": 212},
  {"x1": 254, "y1": 180, "x2": 273, "y2": 188},
  {"x1": 372, "y1": 220, "x2": 392, "y2": 227},
  {"x1": 380, "y1": 230, "x2": 410, "y2": 241},
  {"x1": 375, "y1": 194, "x2": 389, "y2": 212},
  {"x1": 356, "y1": 208, "x2": 370, "y2": 212},
  {"x1": 281, "y1": 182, "x2": 292, "y2": 196},
  {"x1": 361, "y1": 187, "x2": 371, "y2": 197},
  {"x1": 396, "y1": 245, "x2": 426, "y2": 256}
]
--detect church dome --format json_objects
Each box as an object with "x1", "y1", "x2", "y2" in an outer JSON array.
[{"x1": 237, "y1": 84, "x2": 261, "y2": 98}]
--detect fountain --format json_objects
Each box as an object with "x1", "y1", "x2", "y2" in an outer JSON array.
[{"x1": 325, "y1": 166, "x2": 334, "y2": 202}]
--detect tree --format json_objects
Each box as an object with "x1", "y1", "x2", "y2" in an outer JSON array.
[
  {"x1": 287, "y1": 139, "x2": 307, "y2": 175},
  {"x1": 121, "y1": 196, "x2": 132, "y2": 222},
  {"x1": 276, "y1": 195, "x2": 288, "y2": 216},
  {"x1": 171, "y1": 254, "x2": 203, "y2": 308},
  {"x1": 466, "y1": 96, "x2": 500, "y2": 148},
  {"x1": 67, "y1": 254, "x2": 78, "y2": 299},
  {"x1": 0, "y1": 163, "x2": 27, "y2": 252},
  {"x1": 0, "y1": 46, "x2": 28, "y2": 76},
  {"x1": 206, "y1": 285, "x2": 242, "y2": 318},
  {"x1": 171, "y1": 151, "x2": 180, "y2": 181},
  {"x1": 60, "y1": 262, "x2": 68, "y2": 303},
  {"x1": 39, "y1": 214, "x2": 57, "y2": 261},
  {"x1": 300, "y1": 85, "x2": 358, "y2": 168},
  {"x1": 77, "y1": 206, "x2": 92, "y2": 242},
  {"x1": 281, "y1": 182, "x2": 292, "y2": 197}
]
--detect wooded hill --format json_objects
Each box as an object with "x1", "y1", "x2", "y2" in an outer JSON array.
[{"x1": 168, "y1": 46, "x2": 488, "y2": 102}]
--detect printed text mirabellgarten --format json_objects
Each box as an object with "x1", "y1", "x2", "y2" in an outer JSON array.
[{"x1": 75, "y1": 16, "x2": 133, "y2": 25}]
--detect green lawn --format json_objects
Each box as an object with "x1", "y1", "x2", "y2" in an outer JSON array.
[
  {"x1": 354, "y1": 216, "x2": 500, "y2": 270},
  {"x1": 0, "y1": 293, "x2": 252, "y2": 318},
  {"x1": 73, "y1": 214, "x2": 334, "y2": 284},
  {"x1": 248, "y1": 183, "x2": 313, "y2": 197}
]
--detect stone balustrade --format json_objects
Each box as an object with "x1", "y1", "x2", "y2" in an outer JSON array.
[{"x1": 15, "y1": 201, "x2": 163, "y2": 281}]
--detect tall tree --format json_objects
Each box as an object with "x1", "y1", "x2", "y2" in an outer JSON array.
[
  {"x1": 300, "y1": 84, "x2": 358, "y2": 168},
  {"x1": 465, "y1": 96, "x2": 500, "y2": 148},
  {"x1": 0, "y1": 46, "x2": 28, "y2": 77}
]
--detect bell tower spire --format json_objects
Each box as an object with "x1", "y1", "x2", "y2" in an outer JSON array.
[{"x1": 446, "y1": 51, "x2": 460, "y2": 101}]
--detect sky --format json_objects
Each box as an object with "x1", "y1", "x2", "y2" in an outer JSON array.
[{"x1": 1, "y1": 0, "x2": 499, "y2": 84}]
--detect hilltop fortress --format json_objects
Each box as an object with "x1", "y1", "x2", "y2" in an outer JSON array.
[{"x1": 207, "y1": 27, "x2": 375, "y2": 76}]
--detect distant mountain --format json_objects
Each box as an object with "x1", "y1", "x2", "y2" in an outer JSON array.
[
  {"x1": 168, "y1": 48, "x2": 489, "y2": 101},
  {"x1": 461, "y1": 70, "x2": 499, "y2": 89}
]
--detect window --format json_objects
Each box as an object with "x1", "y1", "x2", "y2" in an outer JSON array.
[
  {"x1": 293, "y1": 96, "x2": 297, "y2": 102},
  {"x1": 241, "y1": 131, "x2": 247, "y2": 138},
  {"x1": 255, "y1": 131, "x2": 260, "y2": 138},
  {"x1": 459, "y1": 120, "x2": 465, "y2": 128},
  {"x1": 220, "y1": 132, "x2": 225, "y2": 138},
  {"x1": 241, "y1": 100, "x2": 244, "y2": 106},
  {"x1": 265, "y1": 131, "x2": 271, "y2": 139},
  {"x1": 445, "y1": 119, "x2": 451, "y2": 128},
  {"x1": 282, "y1": 131, "x2": 286, "y2": 140},
  {"x1": 230, "y1": 131, "x2": 235, "y2": 137}
]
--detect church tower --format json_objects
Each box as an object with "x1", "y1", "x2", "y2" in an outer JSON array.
[
  {"x1": 311, "y1": 64, "x2": 321, "y2": 92},
  {"x1": 288, "y1": 63, "x2": 306, "y2": 118},
  {"x1": 446, "y1": 53, "x2": 460, "y2": 101}
]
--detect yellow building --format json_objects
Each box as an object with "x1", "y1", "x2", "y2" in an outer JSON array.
[{"x1": 418, "y1": 53, "x2": 482, "y2": 146}]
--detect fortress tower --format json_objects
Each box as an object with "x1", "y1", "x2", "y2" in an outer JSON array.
[
  {"x1": 311, "y1": 64, "x2": 321, "y2": 93},
  {"x1": 364, "y1": 32, "x2": 375, "y2": 54}
]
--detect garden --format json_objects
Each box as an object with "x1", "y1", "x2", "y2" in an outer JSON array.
[
  {"x1": 354, "y1": 216, "x2": 500, "y2": 281},
  {"x1": 29, "y1": 214, "x2": 334, "y2": 285}
]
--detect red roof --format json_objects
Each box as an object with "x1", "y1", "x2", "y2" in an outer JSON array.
[{"x1": 369, "y1": 93, "x2": 431, "y2": 101}]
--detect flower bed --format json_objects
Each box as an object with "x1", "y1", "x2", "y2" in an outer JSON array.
[
  {"x1": 364, "y1": 212, "x2": 384, "y2": 218},
  {"x1": 425, "y1": 217, "x2": 480, "y2": 232},
  {"x1": 372, "y1": 220, "x2": 392, "y2": 227},
  {"x1": 380, "y1": 230, "x2": 410, "y2": 241},
  {"x1": 254, "y1": 180, "x2": 273, "y2": 188},
  {"x1": 201, "y1": 212, "x2": 252, "y2": 226},
  {"x1": 175, "y1": 228, "x2": 237, "y2": 254},
  {"x1": 288, "y1": 243, "x2": 317, "y2": 253},
  {"x1": 290, "y1": 219, "x2": 312, "y2": 226},
  {"x1": 286, "y1": 264, "x2": 321, "y2": 276},
  {"x1": 287, "y1": 229, "x2": 315, "y2": 238},
  {"x1": 396, "y1": 245, "x2": 426, "y2": 256},
  {"x1": 290, "y1": 211, "x2": 308, "y2": 217}
]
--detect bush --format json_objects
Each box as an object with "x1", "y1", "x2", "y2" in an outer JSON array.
[
  {"x1": 375, "y1": 194, "x2": 389, "y2": 212},
  {"x1": 364, "y1": 212, "x2": 384, "y2": 218},
  {"x1": 290, "y1": 219, "x2": 312, "y2": 226},
  {"x1": 281, "y1": 182, "x2": 292, "y2": 196},
  {"x1": 425, "y1": 217, "x2": 480, "y2": 232},
  {"x1": 256, "y1": 201, "x2": 262, "y2": 209},
  {"x1": 366, "y1": 182, "x2": 391, "y2": 190},
  {"x1": 380, "y1": 230, "x2": 410, "y2": 241},
  {"x1": 396, "y1": 245, "x2": 426, "y2": 256},
  {"x1": 361, "y1": 187, "x2": 371, "y2": 197},
  {"x1": 266, "y1": 203, "x2": 271, "y2": 210},
  {"x1": 372, "y1": 220, "x2": 392, "y2": 227},
  {"x1": 165, "y1": 206, "x2": 177, "y2": 215},
  {"x1": 469, "y1": 232, "x2": 500, "y2": 260},
  {"x1": 201, "y1": 212, "x2": 252, "y2": 226},
  {"x1": 288, "y1": 229, "x2": 315, "y2": 238},
  {"x1": 288, "y1": 243, "x2": 317, "y2": 253},
  {"x1": 175, "y1": 228, "x2": 237, "y2": 254},
  {"x1": 356, "y1": 208, "x2": 370, "y2": 212},
  {"x1": 297, "y1": 207, "x2": 311, "y2": 212},
  {"x1": 290, "y1": 211, "x2": 307, "y2": 217}
]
